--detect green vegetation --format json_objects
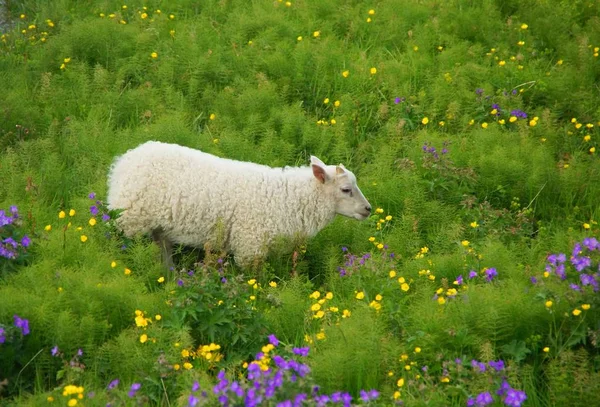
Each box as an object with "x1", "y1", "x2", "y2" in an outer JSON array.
[{"x1": 1, "y1": 0, "x2": 600, "y2": 406}]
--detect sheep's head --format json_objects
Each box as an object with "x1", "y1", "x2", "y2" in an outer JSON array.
[{"x1": 311, "y1": 156, "x2": 371, "y2": 220}]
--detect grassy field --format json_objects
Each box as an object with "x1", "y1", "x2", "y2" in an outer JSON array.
[{"x1": 1, "y1": 0, "x2": 600, "y2": 406}]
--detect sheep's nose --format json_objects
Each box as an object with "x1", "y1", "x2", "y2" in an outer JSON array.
[{"x1": 365, "y1": 206, "x2": 372, "y2": 213}]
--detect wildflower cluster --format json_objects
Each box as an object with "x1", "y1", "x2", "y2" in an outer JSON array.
[
  {"x1": 308, "y1": 290, "x2": 339, "y2": 320},
  {"x1": 420, "y1": 142, "x2": 477, "y2": 200},
  {"x1": 0, "y1": 314, "x2": 30, "y2": 345},
  {"x1": 61, "y1": 384, "x2": 85, "y2": 406},
  {"x1": 186, "y1": 335, "x2": 379, "y2": 406},
  {"x1": 178, "y1": 342, "x2": 223, "y2": 370},
  {"x1": 316, "y1": 97, "x2": 341, "y2": 126},
  {"x1": 0, "y1": 206, "x2": 30, "y2": 269},
  {"x1": 98, "y1": 5, "x2": 176, "y2": 26},
  {"x1": 568, "y1": 117, "x2": 598, "y2": 155}
]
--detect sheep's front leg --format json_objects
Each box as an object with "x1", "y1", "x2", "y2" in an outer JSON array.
[{"x1": 152, "y1": 229, "x2": 174, "y2": 270}]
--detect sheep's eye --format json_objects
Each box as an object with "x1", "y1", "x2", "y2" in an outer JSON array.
[{"x1": 341, "y1": 187, "x2": 352, "y2": 194}]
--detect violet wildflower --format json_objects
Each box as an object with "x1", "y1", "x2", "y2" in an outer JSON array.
[
  {"x1": 0, "y1": 327, "x2": 5, "y2": 344},
  {"x1": 90, "y1": 205, "x2": 99, "y2": 216},
  {"x1": 9, "y1": 205, "x2": 18, "y2": 214},
  {"x1": 188, "y1": 394, "x2": 199, "y2": 407},
  {"x1": 394, "y1": 97, "x2": 406, "y2": 104},
  {"x1": 268, "y1": 334, "x2": 279, "y2": 347},
  {"x1": 102, "y1": 213, "x2": 110, "y2": 222},
  {"x1": 475, "y1": 391, "x2": 494, "y2": 406},
  {"x1": 467, "y1": 398, "x2": 476, "y2": 406},
  {"x1": 292, "y1": 347, "x2": 310, "y2": 357},
  {"x1": 51, "y1": 345, "x2": 59, "y2": 356},
  {"x1": 475, "y1": 88, "x2": 484, "y2": 96},
  {"x1": 471, "y1": 359, "x2": 486, "y2": 372},
  {"x1": 504, "y1": 389, "x2": 527, "y2": 407},
  {"x1": 569, "y1": 283, "x2": 582, "y2": 291},
  {"x1": 177, "y1": 279, "x2": 184, "y2": 287},
  {"x1": 583, "y1": 237, "x2": 600, "y2": 251},
  {"x1": 485, "y1": 267, "x2": 498, "y2": 282},
  {"x1": 13, "y1": 315, "x2": 30, "y2": 335},
  {"x1": 497, "y1": 380, "x2": 511, "y2": 396},
  {"x1": 128, "y1": 383, "x2": 141, "y2": 398},
  {"x1": 530, "y1": 276, "x2": 538, "y2": 284},
  {"x1": 77, "y1": 348, "x2": 83, "y2": 356},
  {"x1": 341, "y1": 246, "x2": 348, "y2": 252},
  {"x1": 88, "y1": 192, "x2": 96, "y2": 199},
  {"x1": 510, "y1": 109, "x2": 527, "y2": 119},
  {"x1": 107, "y1": 379, "x2": 119, "y2": 390},
  {"x1": 21, "y1": 235, "x2": 31, "y2": 248},
  {"x1": 468, "y1": 270, "x2": 478, "y2": 279},
  {"x1": 488, "y1": 360, "x2": 505, "y2": 371},
  {"x1": 456, "y1": 275, "x2": 464, "y2": 285}
]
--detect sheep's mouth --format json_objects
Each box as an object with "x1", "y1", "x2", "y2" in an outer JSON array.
[{"x1": 356, "y1": 212, "x2": 370, "y2": 220}]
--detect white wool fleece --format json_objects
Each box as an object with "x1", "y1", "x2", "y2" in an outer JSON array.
[{"x1": 107, "y1": 141, "x2": 370, "y2": 267}]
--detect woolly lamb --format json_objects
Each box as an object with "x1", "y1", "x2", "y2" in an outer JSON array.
[{"x1": 107, "y1": 141, "x2": 371, "y2": 268}]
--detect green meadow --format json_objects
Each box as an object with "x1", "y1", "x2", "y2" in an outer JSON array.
[{"x1": 1, "y1": 0, "x2": 600, "y2": 405}]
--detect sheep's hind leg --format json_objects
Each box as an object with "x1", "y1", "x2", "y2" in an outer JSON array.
[{"x1": 152, "y1": 228, "x2": 174, "y2": 270}]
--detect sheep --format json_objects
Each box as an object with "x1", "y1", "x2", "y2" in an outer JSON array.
[{"x1": 107, "y1": 141, "x2": 371, "y2": 268}]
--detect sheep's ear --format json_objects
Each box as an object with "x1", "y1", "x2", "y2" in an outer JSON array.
[
  {"x1": 336, "y1": 164, "x2": 346, "y2": 175},
  {"x1": 311, "y1": 155, "x2": 328, "y2": 184}
]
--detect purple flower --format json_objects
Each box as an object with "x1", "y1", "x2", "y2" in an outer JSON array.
[
  {"x1": 177, "y1": 279, "x2": 184, "y2": 287},
  {"x1": 489, "y1": 360, "x2": 505, "y2": 371},
  {"x1": 9, "y1": 205, "x2": 18, "y2": 214},
  {"x1": 569, "y1": 283, "x2": 582, "y2": 291},
  {"x1": 455, "y1": 358, "x2": 462, "y2": 365},
  {"x1": 13, "y1": 315, "x2": 30, "y2": 336},
  {"x1": 21, "y1": 235, "x2": 31, "y2": 248},
  {"x1": 471, "y1": 359, "x2": 486, "y2": 372},
  {"x1": 504, "y1": 389, "x2": 527, "y2": 407},
  {"x1": 192, "y1": 381, "x2": 200, "y2": 392},
  {"x1": 90, "y1": 205, "x2": 99, "y2": 216},
  {"x1": 292, "y1": 347, "x2": 310, "y2": 357},
  {"x1": 475, "y1": 88, "x2": 484, "y2": 96},
  {"x1": 0, "y1": 327, "x2": 5, "y2": 344},
  {"x1": 107, "y1": 379, "x2": 119, "y2": 390},
  {"x1": 510, "y1": 109, "x2": 527, "y2": 119},
  {"x1": 102, "y1": 213, "x2": 110, "y2": 222},
  {"x1": 582, "y1": 237, "x2": 600, "y2": 251},
  {"x1": 188, "y1": 394, "x2": 199, "y2": 407},
  {"x1": 497, "y1": 380, "x2": 512, "y2": 396},
  {"x1": 77, "y1": 348, "x2": 83, "y2": 357},
  {"x1": 467, "y1": 398, "x2": 476, "y2": 406},
  {"x1": 394, "y1": 97, "x2": 406, "y2": 104},
  {"x1": 469, "y1": 270, "x2": 478, "y2": 279},
  {"x1": 456, "y1": 275, "x2": 464, "y2": 285},
  {"x1": 485, "y1": 268, "x2": 498, "y2": 282},
  {"x1": 51, "y1": 346, "x2": 59, "y2": 356},
  {"x1": 88, "y1": 192, "x2": 96, "y2": 199},
  {"x1": 475, "y1": 391, "x2": 494, "y2": 406},
  {"x1": 128, "y1": 383, "x2": 141, "y2": 398},
  {"x1": 268, "y1": 334, "x2": 279, "y2": 347},
  {"x1": 530, "y1": 276, "x2": 538, "y2": 284}
]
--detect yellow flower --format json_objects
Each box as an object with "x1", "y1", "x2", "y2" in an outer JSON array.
[
  {"x1": 356, "y1": 291, "x2": 365, "y2": 300},
  {"x1": 155, "y1": 314, "x2": 162, "y2": 320},
  {"x1": 398, "y1": 276, "x2": 406, "y2": 283},
  {"x1": 389, "y1": 270, "x2": 397, "y2": 278},
  {"x1": 413, "y1": 46, "x2": 419, "y2": 51},
  {"x1": 311, "y1": 303, "x2": 321, "y2": 311},
  {"x1": 368, "y1": 9, "x2": 375, "y2": 15},
  {"x1": 517, "y1": 41, "x2": 525, "y2": 46},
  {"x1": 248, "y1": 279, "x2": 256, "y2": 285},
  {"x1": 415, "y1": 347, "x2": 421, "y2": 353},
  {"x1": 422, "y1": 117, "x2": 429, "y2": 125},
  {"x1": 68, "y1": 209, "x2": 75, "y2": 217},
  {"x1": 329, "y1": 306, "x2": 339, "y2": 312},
  {"x1": 157, "y1": 276, "x2": 165, "y2": 283},
  {"x1": 183, "y1": 362, "x2": 193, "y2": 370},
  {"x1": 590, "y1": 147, "x2": 596, "y2": 153},
  {"x1": 375, "y1": 208, "x2": 384, "y2": 214},
  {"x1": 370, "y1": 67, "x2": 377, "y2": 75},
  {"x1": 575, "y1": 123, "x2": 582, "y2": 129},
  {"x1": 334, "y1": 100, "x2": 340, "y2": 107},
  {"x1": 468, "y1": 119, "x2": 475, "y2": 125},
  {"x1": 386, "y1": 215, "x2": 392, "y2": 221},
  {"x1": 543, "y1": 271, "x2": 550, "y2": 278},
  {"x1": 584, "y1": 135, "x2": 591, "y2": 142},
  {"x1": 140, "y1": 334, "x2": 148, "y2": 343},
  {"x1": 491, "y1": 109, "x2": 498, "y2": 115},
  {"x1": 366, "y1": 17, "x2": 372, "y2": 23},
  {"x1": 169, "y1": 14, "x2": 175, "y2": 20},
  {"x1": 124, "y1": 268, "x2": 131, "y2": 275},
  {"x1": 285, "y1": 2, "x2": 292, "y2": 7},
  {"x1": 342, "y1": 309, "x2": 351, "y2": 318},
  {"x1": 80, "y1": 235, "x2": 88, "y2": 243},
  {"x1": 342, "y1": 70, "x2": 349, "y2": 78},
  {"x1": 375, "y1": 294, "x2": 383, "y2": 301},
  {"x1": 170, "y1": 29, "x2": 175, "y2": 37},
  {"x1": 543, "y1": 347, "x2": 550, "y2": 353},
  {"x1": 470, "y1": 221, "x2": 479, "y2": 228},
  {"x1": 150, "y1": 52, "x2": 158, "y2": 58},
  {"x1": 545, "y1": 300, "x2": 553, "y2": 308},
  {"x1": 47, "y1": 396, "x2": 54, "y2": 402},
  {"x1": 441, "y1": 377, "x2": 450, "y2": 383},
  {"x1": 401, "y1": 283, "x2": 410, "y2": 292},
  {"x1": 461, "y1": 240, "x2": 470, "y2": 247},
  {"x1": 509, "y1": 116, "x2": 517, "y2": 123},
  {"x1": 498, "y1": 60, "x2": 506, "y2": 66},
  {"x1": 141, "y1": 12, "x2": 148, "y2": 19},
  {"x1": 313, "y1": 31, "x2": 320, "y2": 38},
  {"x1": 572, "y1": 309, "x2": 582, "y2": 316},
  {"x1": 309, "y1": 291, "x2": 321, "y2": 299},
  {"x1": 68, "y1": 400, "x2": 77, "y2": 407},
  {"x1": 397, "y1": 378, "x2": 405, "y2": 387},
  {"x1": 173, "y1": 363, "x2": 180, "y2": 370},
  {"x1": 368, "y1": 236, "x2": 376, "y2": 242},
  {"x1": 269, "y1": 281, "x2": 277, "y2": 288},
  {"x1": 314, "y1": 310, "x2": 325, "y2": 319},
  {"x1": 521, "y1": 23, "x2": 528, "y2": 29},
  {"x1": 529, "y1": 119, "x2": 538, "y2": 127},
  {"x1": 249, "y1": 295, "x2": 256, "y2": 300},
  {"x1": 316, "y1": 331, "x2": 326, "y2": 340},
  {"x1": 325, "y1": 292, "x2": 333, "y2": 300},
  {"x1": 437, "y1": 297, "x2": 446, "y2": 305},
  {"x1": 481, "y1": 122, "x2": 488, "y2": 129},
  {"x1": 59, "y1": 211, "x2": 66, "y2": 219},
  {"x1": 582, "y1": 304, "x2": 591, "y2": 310},
  {"x1": 583, "y1": 223, "x2": 591, "y2": 229},
  {"x1": 89, "y1": 218, "x2": 96, "y2": 226},
  {"x1": 377, "y1": 243, "x2": 384, "y2": 250}
]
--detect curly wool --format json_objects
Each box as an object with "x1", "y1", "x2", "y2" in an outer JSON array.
[{"x1": 107, "y1": 141, "x2": 339, "y2": 266}]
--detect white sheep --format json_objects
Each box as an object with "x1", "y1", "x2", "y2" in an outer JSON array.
[{"x1": 107, "y1": 141, "x2": 371, "y2": 268}]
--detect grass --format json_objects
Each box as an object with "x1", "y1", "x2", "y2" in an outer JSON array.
[{"x1": 1, "y1": 0, "x2": 600, "y2": 406}]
